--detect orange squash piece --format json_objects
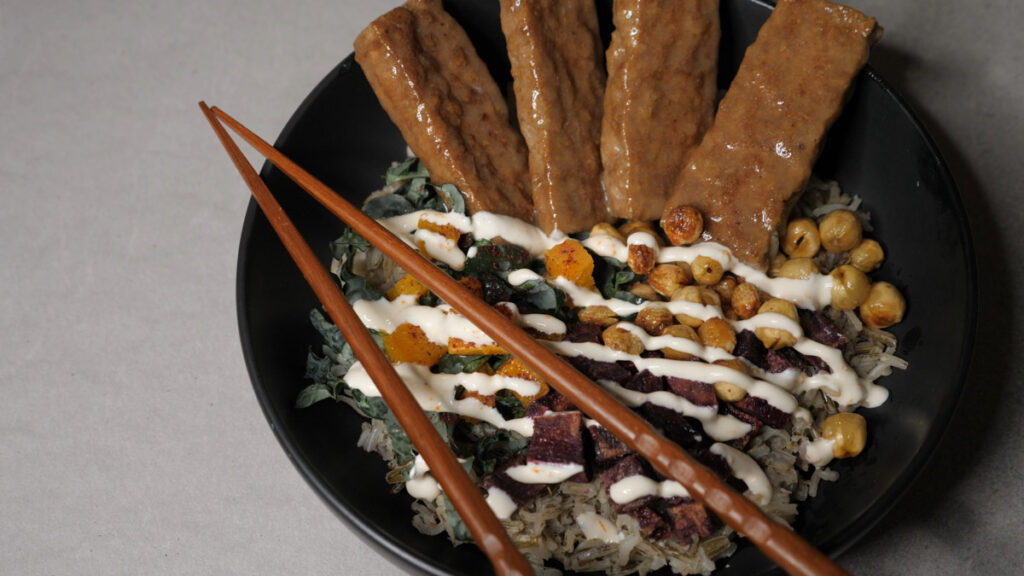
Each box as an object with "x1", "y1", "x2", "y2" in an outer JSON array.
[
  {"x1": 496, "y1": 357, "x2": 550, "y2": 407},
  {"x1": 383, "y1": 323, "x2": 447, "y2": 366},
  {"x1": 544, "y1": 239, "x2": 595, "y2": 287},
  {"x1": 448, "y1": 337, "x2": 508, "y2": 356},
  {"x1": 386, "y1": 274, "x2": 429, "y2": 301}
]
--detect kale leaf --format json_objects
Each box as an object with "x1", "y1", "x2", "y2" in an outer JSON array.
[
  {"x1": 592, "y1": 254, "x2": 644, "y2": 304},
  {"x1": 436, "y1": 354, "x2": 491, "y2": 374},
  {"x1": 463, "y1": 242, "x2": 531, "y2": 279}
]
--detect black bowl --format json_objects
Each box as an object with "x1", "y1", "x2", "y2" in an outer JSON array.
[{"x1": 236, "y1": 0, "x2": 977, "y2": 573}]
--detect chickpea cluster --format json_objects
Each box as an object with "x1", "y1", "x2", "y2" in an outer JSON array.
[
  {"x1": 580, "y1": 205, "x2": 908, "y2": 465},
  {"x1": 781, "y1": 209, "x2": 905, "y2": 329}
]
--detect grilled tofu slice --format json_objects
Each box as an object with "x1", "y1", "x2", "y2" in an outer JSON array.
[
  {"x1": 663, "y1": 0, "x2": 880, "y2": 270},
  {"x1": 499, "y1": 0, "x2": 608, "y2": 234},
  {"x1": 602, "y1": 0, "x2": 719, "y2": 221},
  {"x1": 355, "y1": 0, "x2": 533, "y2": 221}
]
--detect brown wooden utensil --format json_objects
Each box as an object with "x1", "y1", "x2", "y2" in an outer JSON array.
[{"x1": 200, "y1": 102, "x2": 534, "y2": 576}]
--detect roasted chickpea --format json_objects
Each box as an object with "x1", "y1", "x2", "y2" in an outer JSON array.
[
  {"x1": 670, "y1": 286, "x2": 721, "y2": 327},
  {"x1": 698, "y1": 318, "x2": 736, "y2": 353},
  {"x1": 619, "y1": 221, "x2": 659, "y2": 241},
  {"x1": 830, "y1": 265, "x2": 871, "y2": 310},
  {"x1": 578, "y1": 305, "x2": 619, "y2": 327},
  {"x1": 859, "y1": 281, "x2": 906, "y2": 329},
  {"x1": 661, "y1": 324, "x2": 700, "y2": 360},
  {"x1": 602, "y1": 326, "x2": 645, "y2": 355},
  {"x1": 712, "y1": 274, "x2": 738, "y2": 304},
  {"x1": 819, "y1": 210, "x2": 862, "y2": 253},
  {"x1": 713, "y1": 358, "x2": 748, "y2": 375},
  {"x1": 755, "y1": 298, "x2": 799, "y2": 350},
  {"x1": 713, "y1": 381, "x2": 747, "y2": 403},
  {"x1": 661, "y1": 205, "x2": 704, "y2": 245},
  {"x1": 636, "y1": 306, "x2": 675, "y2": 336},
  {"x1": 849, "y1": 239, "x2": 884, "y2": 272},
  {"x1": 590, "y1": 222, "x2": 625, "y2": 242},
  {"x1": 627, "y1": 243, "x2": 657, "y2": 275},
  {"x1": 768, "y1": 252, "x2": 788, "y2": 277},
  {"x1": 648, "y1": 264, "x2": 689, "y2": 298},
  {"x1": 731, "y1": 282, "x2": 761, "y2": 320},
  {"x1": 822, "y1": 412, "x2": 867, "y2": 458},
  {"x1": 691, "y1": 256, "x2": 724, "y2": 285},
  {"x1": 758, "y1": 298, "x2": 799, "y2": 321},
  {"x1": 782, "y1": 217, "x2": 821, "y2": 258},
  {"x1": 778, "y1": 257, "x2": 820, "y2": 280},
  {"x1": 629, "y1": 283, "x2": 661, "y2": 302}
]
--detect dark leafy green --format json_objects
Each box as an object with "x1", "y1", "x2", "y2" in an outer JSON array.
[
  {"x1": 494, "y1": 390, "x2": 525, "y2": 421},
  {"x1": 442, "y1": 496, "x2": 474, "y2": 544},
  {"x1": 362, "y1": 193, "x2": 415, "y2": 219},
  {"x1": 385, "y1": 157, "x2": 430, "y2": 185},
  {"x1": 592, "y1": 254, "x2": 644, "y2": 304},
  {"x1": 463, "y1": 242, "x2": 531, "y2": 279},
  {"x1": 512, "y1": 278, "x2": 566, "y2": 315},
  {"x1": 436, "y1": 354, "x2": 491, "y2": 374}
]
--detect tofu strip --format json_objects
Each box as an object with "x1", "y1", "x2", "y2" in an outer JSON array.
[
  {"x1": 354, "y1": 0, "x2": 533, "y2": 221},
  {"x1": 602, "y1": 0, "x2": 719, "y2": 222},
  {"x1": 499, "y1": 0, "x2": 608, "y2": 234},
  {"x1": 662, "y1": 0, "x2": 880, "y2": 270}
]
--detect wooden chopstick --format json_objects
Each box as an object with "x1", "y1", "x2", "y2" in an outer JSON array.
[
  {"x1": 207, "y1": 103, "x2": 850, "y2": 576},
  {"x1": 200, "y1": 102, "x2": 533, "y2": 576}
]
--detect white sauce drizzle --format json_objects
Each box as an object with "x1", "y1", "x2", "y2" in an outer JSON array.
[
  {"x1": 597, "y1": 379, "x2": 750, "y2": 442},
  {"x1": 485, "y1": 487, "x2": 518, "y2": 520},
  {"x1": 547, "y1": 280, "x2": 885, "y2": 408},
  {"x1": 804, "y1": 438, "x2": 836, "y2": 467},
  {"x1": 342, "y1": 210, "x2": 892, "y2": 509},
  {"x1": 609, "y1": 475, "x2": 691, "y2": 505},
  {"x1": 576, "y1": 512, "x2": 625, "y2": 543},
  {"x1": 375, "y1": 211, "x2": 879, "y2": 408},
  {"x1": 710, "y1": 442, "x2": 773, "y2": 506},
  {"x1": 343, "y1": 362, "x2": 535, "y2": 436},
  {"x1": 405, "y1": 455, "x2": 442, "y2": 500},
  {"x1": 505, "y1": 461, "x2": 584, "y2": 484}
]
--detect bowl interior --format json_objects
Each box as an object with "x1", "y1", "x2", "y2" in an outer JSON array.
[{"x1": 236, "y1": 0, "x2": 976, "y2": 574}]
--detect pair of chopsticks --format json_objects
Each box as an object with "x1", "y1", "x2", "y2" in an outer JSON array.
[{"x1": 201, "y1": 101, "x2": 850, "y2": 576}]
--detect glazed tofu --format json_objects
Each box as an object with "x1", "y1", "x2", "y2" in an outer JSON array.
[
  {"x1": 602, "y1": 0, "x2": 719, "y2": 221},
  {"x1": 663, "y1": 0, "x2": 880, "y2": 270},
  {"x1": 354, "y1": 0, "x2": 534, "y2": 221},
  {"x1": 499, "y1": 0, "x2": 608, "y2": 234}
]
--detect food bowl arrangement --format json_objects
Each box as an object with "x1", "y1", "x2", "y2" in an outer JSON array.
[{"x1": 235, "y1": 0, "x2": 976, "y2": 574}]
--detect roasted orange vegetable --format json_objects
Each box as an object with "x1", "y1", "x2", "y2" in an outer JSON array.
[
  {"x1": 386, "y1": 274, "x2": 429, "y2": 301},
  {"x1": 544, "y1": 239, "x2": 595, "y2": 287},
  {"x1": 417, "y1": 215, "x2": 462, "y2": 242},
  {"x1": 461, "y1": 389, "x2": 496, "y2": 408},
  {"x1": 496, "y1": 357, "x2": 550, "y2": 407},
  {"x1": 383, "y1": 323, "x2": 447, "y2": 366},
  {"x1": 448, "y1": 337, "x2": 508, "y2": 356}
]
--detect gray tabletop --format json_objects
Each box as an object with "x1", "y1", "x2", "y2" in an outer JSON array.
[{"x1": 2, "y1": 0, "x2": 1021, "y2": 574}]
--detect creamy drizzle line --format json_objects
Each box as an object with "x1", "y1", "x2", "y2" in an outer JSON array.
[
  {"x1": 540, "y1": 277, "x2": 887, "y2": 409},
  {"x1": 343, "y1": 362, "x2": 535, "y2": 437},
  {"x1": 586, "y1": 233, "x2": 834, "y2": 310},
  {"x1": 576, "y1": 511, "x2": 624, "y2": 543},
  {"x1": 351, "y1": 210, "x2": 888, "y2": 514},
  {"x1": 379, "y1": 210, "x2": 567, "y2": 270},
  {"x1": 380, "y1": 210, "x2": 832, "y2": 308},
  {"x1": 709, "y1": 443, "x2": 773, "y2": 506},
  {"x1": 608, "y1": 475, "x2": 691, "y2": 505},
  {"x1": 804, "y1": 438, "x2": 836, "y2": 467}
]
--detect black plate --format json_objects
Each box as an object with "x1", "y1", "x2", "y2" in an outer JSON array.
[{"x1": 236, "y1": 0, "x2": 977, "y2": 574}]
